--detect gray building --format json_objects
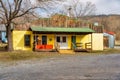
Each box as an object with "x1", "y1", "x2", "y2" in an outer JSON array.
[{"x1": 0, "y1": 24, "x2": 7, "y2": 43}]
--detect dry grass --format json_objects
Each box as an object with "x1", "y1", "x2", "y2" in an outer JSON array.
[
  {"x1": 103, "y1": 49, "x2": 120, "y2": 53},
  {"x1": 0, "y1": 51, "x2": 63, "y2": 62},
  {"x1": 0, "y1": 49, "x2": 120, "y2": 62},
  {"x1": 75, "y1": 49, "x2": 120, "y2": 56}
]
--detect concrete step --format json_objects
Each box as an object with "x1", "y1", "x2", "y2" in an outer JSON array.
[{"x1": 59, "y1": 50, "x2": 75, "y2": 54}]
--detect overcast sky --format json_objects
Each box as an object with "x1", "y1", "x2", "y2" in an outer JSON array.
[
  {"x1": 81, "y1": 0, "x2": 120, "y2": 14},
  {"x1": 31, "y1": 0, "x2": 120, "y2": 16}
]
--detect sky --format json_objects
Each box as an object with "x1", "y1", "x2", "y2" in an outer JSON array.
[
  {"x1": 31, "y1": 0, "x2": 120, "y2": 16},
  {"x1": 81, "y1": 0, "x2": 120, "y2": 15}
]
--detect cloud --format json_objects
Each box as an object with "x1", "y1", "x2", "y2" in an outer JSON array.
[
  {"x1": 71, "y1": 0, "x2": 120, "y2": 14},
  {"x1": 88, "y1": 0, "x2": 120, "y2": 14},
  {"x1": 80, "y1": 0, "x2": 97, "y2": 3},
  {"x1": 32, "y1": 0, "x2": 120, "y2": 16}
]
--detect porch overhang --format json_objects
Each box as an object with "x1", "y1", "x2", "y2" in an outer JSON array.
[{"x1": 30, "y1": 26, "x2": 95, "y2": 34}]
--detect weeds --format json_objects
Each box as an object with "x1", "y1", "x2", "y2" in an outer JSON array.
[
  {"x1": 0, "y1": 49, "x2": 120, "y2": 62},
  {"x1": 0, "y1": 51, "x2": 60, "y2": 62}
]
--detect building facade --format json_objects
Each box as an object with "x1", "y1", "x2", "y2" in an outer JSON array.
[{"x1": 12, "y1": 26, "x2": 103, "y2": 52}]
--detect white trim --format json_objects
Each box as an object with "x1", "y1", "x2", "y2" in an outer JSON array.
[{"x1": 56, "y1": 35, "x2": 68, "y2": 49}]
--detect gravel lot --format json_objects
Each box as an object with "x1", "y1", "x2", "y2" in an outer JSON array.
[{"x1": 0, "y1": 54, "x2": 120, "y2": 80}]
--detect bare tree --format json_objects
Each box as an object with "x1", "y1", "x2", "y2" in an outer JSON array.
[
  {"x1": 58, "y1": 0, "x2": 96, "y2": 18},
  {"x1": 0, "y1": 0, "x2": 62, "y2": 51}
]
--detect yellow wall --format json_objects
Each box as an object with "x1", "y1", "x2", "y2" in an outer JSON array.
[
  {"x1": 92, "y1": 33, "x2": 103, "y2": 50},
  {"x1": 34, "y1": 34, "x2": 55, "y2": 49},
  {"x1": 13, "y1": 31, "x2": 33, "y2": 51},
  {"x1": 47, "y1": 34, "x2": 55, "y2": 49},
  {"x1": 76, "y1": 34, "x2": 91, "y2": 49},
  {"x1": 12, "y1": 31, "x2": 103, "y2": 51},
  {"x1": 36, "y1": 34, "x2": 72, "y2": 49},
  {"x1": 68, "y1": 35, "x2": 71, "y2": 49}
]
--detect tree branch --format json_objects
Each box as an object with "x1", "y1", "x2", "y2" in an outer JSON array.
[
  {"x1": 7, "y1": 0, "x2": 12, "y2": 20},
  {"x1": 14, "y1": 7, "x2": 39, "y2": 18},
  {"x1": 0, "y1": 0, "x2": 8, "y2": 20},
  {"x1": 13, "y1": 0, "x2": 23, "y2": 17}
]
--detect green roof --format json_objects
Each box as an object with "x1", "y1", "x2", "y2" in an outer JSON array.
[{"x1": 30, "y1": 26, "x2": 95, "y2": 33}]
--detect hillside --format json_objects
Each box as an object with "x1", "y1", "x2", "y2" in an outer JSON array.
[
  {"x1": 13, "y1": 14, "x2": 120, "y2": 40},
  {"x1": 84, "y1": 15, "x2": 120, "y2": 40}
]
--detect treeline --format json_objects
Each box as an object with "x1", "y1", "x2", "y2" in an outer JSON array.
[{"x1": 84, "y1": 14, "x2": 120, "y2": 40}]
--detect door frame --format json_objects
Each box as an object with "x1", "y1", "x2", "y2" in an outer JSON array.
[{"x1": 55, "y1": 35, "x2": 68, "y2": 49}]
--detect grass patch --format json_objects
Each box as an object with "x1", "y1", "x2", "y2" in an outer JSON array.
[
  {"x1": 0, "y1": 49, "x2": 120, "y2": 62},
  {"x1": 103, "y1": 49, "x2": 120, "y2": 53},
  {"x1": 75, "y1": 49, "x2": 120, "y2": 56},
  {"x1": 0, "y1": 51, "x2": 64, "y2": 62},
  {"x1": 89, "y1": 49, "x2": 120, "y2": 54}
]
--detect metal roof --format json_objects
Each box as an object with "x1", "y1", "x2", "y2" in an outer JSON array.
[{"x1": 30, "y1": 26, "x2": 95, "y2": 33}]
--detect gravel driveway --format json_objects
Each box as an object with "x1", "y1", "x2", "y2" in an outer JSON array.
[{"x1": 0, "y1": 54, "x2": 120, "y2": 80}]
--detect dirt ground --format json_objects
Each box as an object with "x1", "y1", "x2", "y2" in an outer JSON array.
[{"x1": 0, "y1": 53, "x2": 120, "y2": 80}]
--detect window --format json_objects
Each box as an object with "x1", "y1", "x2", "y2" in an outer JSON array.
[
  {"x1": 24, "y1": 35, "x2": 31, "y2": 47},
  {"x1": 62, "y1": 36, "x2": 66, "y2": 42},
  {"x1": 42, "y1": 36, "x2": 47, "y2": 45},
  {"x1": 56, "y1": 36, "x2": 60, "y2": 42}
]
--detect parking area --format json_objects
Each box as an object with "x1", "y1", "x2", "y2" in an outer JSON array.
[{"x1": 0, "y1": 53, "x2": 120, "y2": 80}]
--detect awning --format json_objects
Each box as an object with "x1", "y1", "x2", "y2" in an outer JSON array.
[{"x1": 30, "y1": 26, "x2": 95, "y2": 33}]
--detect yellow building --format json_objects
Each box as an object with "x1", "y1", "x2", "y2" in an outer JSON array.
[{"x1": 12, "y1": 26, "x2": 103, "y2": 52}]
